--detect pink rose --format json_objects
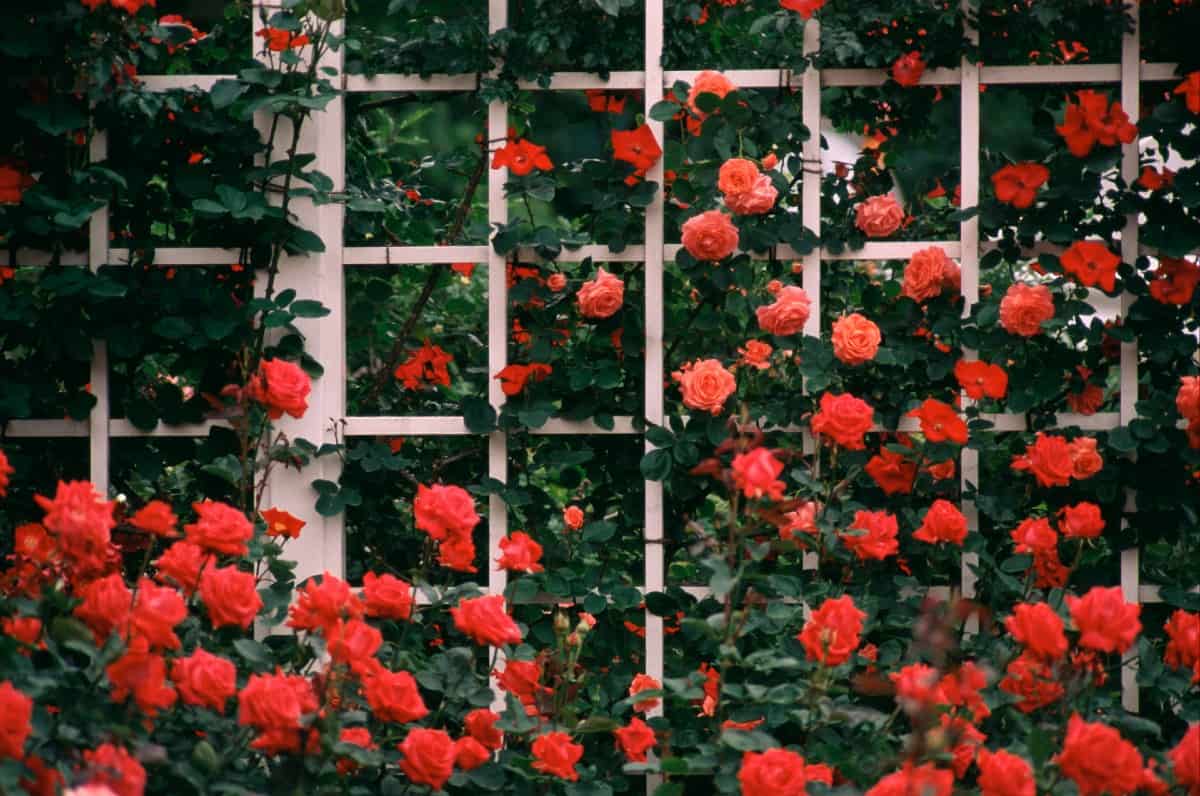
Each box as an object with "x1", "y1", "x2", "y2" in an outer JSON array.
[
  {"x1": 681, "y1": 210, "x2": 739, "y2": 261},
  {"x1": 854, "y1": 194, "x2": 905, "y2": 238},
  {"x1": 756, "y1": 285, "x2": 811, "y2": 336},
  {"x1": 672, "y1": 358, "x2": 736, "y2": 415},
  {"x1": 725, "y1": 174, "x2": 778, "y2": 215},
  {"x1": 902, "y1": 247, "x2": 954, "y2": 303},
  {"x1": 576, "y1": 268, "x2": 625, "y2": 319},
  {"x1": 831, "y1": 313, "x2": 881, "y2": 365},
  {"x1": 999, "y1": 283, "x2": 1055, "y2": 337}
]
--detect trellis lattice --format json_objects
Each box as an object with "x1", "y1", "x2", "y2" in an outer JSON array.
[{"x1": 3, "y1": 0, "x2": 1189, "y2": 735}]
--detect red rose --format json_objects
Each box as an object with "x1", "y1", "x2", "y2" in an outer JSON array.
[
  {"x1": 1067, "y1": 586, "x2": 1141, "y2": 654},
  {"x1": 999, "y1": 651, "x2": 1063, "y2": 712},
  {"x1": 1057, "y1": 501, "x2": 1104, "y2": 539},
  {"x1": 673, "y1": 358, "x2": 737, "y2": 415},
  {"x1": 451, "y1": 594, "x2": 522, "y2": 647},
  {"x1": 491, "y1": 138, "x2": 553, "y2": 176},
  {"x1": 831, "y1": 313, "x2": 881, "y2": 366},
  {"x1": 336, "y1": 728, "x2": 377, "y2": 775},
  {"x1": 106, "y1": 638, "x2": 177, "y2": 716},
  {"x1": 890, "y1": 663, "x2": 944, "y2": 710},
  {"x1": 798, "y1": 594, "x2": 865, "y2": 666},
  {"x1": 864, "y1": 447, "x2": 916, "y2": 495},
  {"x1": 362, "y1": 667, "x2": 428, "y2": 723},
  {"x1": 288, "y1": 572, "x2": 362, "y2": 633},
  {"x1": 73, "y1": 573, "x2": 133, "y2": 644},
  {"x1": 413, "y1": 483, "x2": 479, "y2": 542},
  {"x1": 1148, "y1": 257, "x2": 1200, "y2": 305},
  {"x1": 153, "y1": 540, "x2": 211, "y2": 595},
  {"x1": 854, "y1": 194, "x2": 904, "y2": 238},
  {"x1": 731, "y1": 448, "x2": 785, "y2": 501},
  {"x1": 779, "y1": 0, "x2": 824, "y2": 19},
  {"x1": 82, "y1": 744, "x2": 146, "y2": 796},
  {"x1": 611, "y1": 125, "x2": 662, "y2": 182},
  {"x1": 532, "y1": 731, "x2": 583, "y2": 781},
  {"x1": 437, "y1": 534, "x2": 478, "y2": 573},
  {"x1": 756, "y1": 285, "x2": 811, "y2": 336},
  {"x1": 1178, "y1": 376, "x2": 1200, "y2": 421},
  {"x1": 1012, "y1": 433, "x2": 1074, "y2": 487},
  {"x1": 128, "y1": 500, "x2": 178, "y2": 538},
  {"x1": 327, "y1": 619, "x2": 383, "y2": 669},
  {"x1": 739, "y1": 748, "x2": 809, "y2": 796},
  {"x1": 681, "y1": 209, "x2": 739, "y2": 261},
  {"x1": 999, "y1": 283, "x2": 1054, "y2": 337},
  {"x1": 908, "y1": 398, "x2": 967, "y2": 445},
  {"x1": 1060, "y1": 240, "x2": 1120, "y2": 292},
  {"x1": 991, "y1": 163, "x2": 1050, "y2": 208},
  {"x1": 184, "y1": 499, "x2": 253, "y2": 556},
  {"x1": 839, "y1": 509, "x2": 899, "y2": 561},
  {"x1": 954, "y1": 359, "x2": 1008, "y2": 400},
  {"x1": 34, "y1": 480, "x2": 114, "y2": 572},
  {"x1": 892, "y1": 51, "x2": 926, "y2": 87},
  {"x1": 455, "y1": 736, "x2": 491, "y2": 770},
  {"x1": 1056, "y1": 90, "x2": 1137, "y2": 158},
  {"x1": 200, "y1": 565, "x2": 263, "y2": 629},
  {"x1": 130, "y1": 577, "x2": 186, "y2": 650},
  {"x1": 563, "y1": 505, "x2": 585, "y2": 531},
  {"x1": 246, "y1": 357, "x2": 311, "y2": 420},
  {"x1": 0, "y1": 165, "x2": 34, "y2": 206},
  {"x1": 547, "y1": 272, "x2": 567, "y2": 291},
  {"x1": 2, "y1": 616, "x2": 42, "y2": 651},
  {"x1": 1169, "y1": 724, "x2": 1200, "y2": 792},
  {"x1": 256, "y1": 27, "x2": 310, "y2": 51},
  {"x1": 1055, "y1": 714, "x2": 1144, "y2": 796},
  {"x1": 465, "y1": 708, "x2": 504, "y2": 750},
  {"x1": 577, "y1": 268, "x2": 625, "y2": 319},
  {"x1": 1010, "y1": 517, "x2": 1057, "y2": 554},
  {"x1": 0, "y1": 449, "x2": 12, "y2": 497},
  {"x1": 1164, "y1": 610, "x2": 1200, "y2": 680},
  {"x1": 399, "y1": 728, "x2": 456, "y2": 790},
  {"x1": 865, "y1": 763, "x2": 952, "y2": 796},
  {"x1": 238, "y1": 672, "x2": 318, "y2": 754},
  {"x1": 362, "y1": 572, "x2": 415, "y2": 621},
  {"x1": 1004, "y1": 602, "x2": 1068, "y2": 660},
  {"x1": 0, "y1": 681, "x2": 32, "y2": 759},
  {"x1": 1068, "y1": 436, "x2": 1103, "y2": 479},
  {"x1": 628, "y1": 673, "x2": 661, "y2": 713},
  {"x1": 902, "y1": 247, "x2": 954, "y2": 303},
  {"x1": 913, "y1": 500, "x2": 968, "y2": 546},
  {"x1": 614, "y1": 717, "x2": 656, "y2": 762},
  {"x1": 811, "y1": 392, "x2": 874, "y2": 450},
  {"x1": 172, "y1": 648, "x2": 236, "y2": 712},
  {"x1": 497, "y1": 531, "x2": 544, "y2": 573},
  {"x1": 260, "y1": 507, "x2": 305, "y2": 539},
  {"x1": 977, "y1": 749, "x2": 1035, "y2": 796}
]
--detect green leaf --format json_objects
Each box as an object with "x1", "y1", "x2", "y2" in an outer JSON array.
[
  {"x1": 211, "y1": 79, "x2": 247, "y2": 109},
  {"x1": 649, "y1": 100, "x2": 680, "y2": 122},
  {"x1": 462, "y1": 397, "x2": 497, "y2": 433},
  {"x1": 291, "y1": 299, "x2": 331, "y2": 318},
  {"x1": 233, "y1": 638, "x2": 273, "y2": 667},
  {"x1": 1107, "y1": 426, "x2": 1138, "y2": 453},
  {"x1": 582, "y1": 521, "x2": 617, "y2": 543},
  {"x1": 640, "y1": 449, "x2": 672, "y2": 481}
]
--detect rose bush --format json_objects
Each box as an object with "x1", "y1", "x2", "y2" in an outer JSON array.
[{"x1": 2, "y1": 0, "x2": 1200, "y2": 795}]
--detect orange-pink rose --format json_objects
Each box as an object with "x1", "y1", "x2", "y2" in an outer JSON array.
[
  {"x1": 831, "y1": 313, "x2": 881, "y2": 366},
  {"x1": 726, "y1": 174, "x2": 778, "y2": 215},
  {"x1": 902, "y1": 247, "x2": 955, "y2": 303},
  {"x1": 672, "y1": 358, "x2": 736, "y2": 415},
  {"x1": 999, "y1": 283, "x2": 1055, "y2": 337},
  {"x1": 854, "y1": 194, "x2": 905, "y2": 238},
  {"x1": 756, "y1": 285, "x2": 811, "y2": 336},
  {"x1": 576, "y1": 268, "x2": 624, "y2": 319},
  {"x1": 681, "y1": 210, "x2": 739, "y2": 261}
]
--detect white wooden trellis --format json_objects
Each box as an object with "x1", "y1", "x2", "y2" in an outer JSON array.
[{"x1": 1, "y1": 0, "x2": 1187, "y2": 731}]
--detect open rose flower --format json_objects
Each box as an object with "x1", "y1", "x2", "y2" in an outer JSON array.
[
  {"x1": 831, "y1": 313, "x2": 881, "y2": 365},
  {"x1": 854, "y1": 194, "x2": 905, "y2": 238},
  {"x1": 672, "y1": 358, "x2": 736, "y2": 415},
  {"x1": 577, "y1": 268, "x2": 625, "y2": 318},
  {"x1": 681, "y1": 210, "x2": 739, "y2": 261},
  {"x1": 756, "y1": 285, "x2": 811, "y2": 336}
]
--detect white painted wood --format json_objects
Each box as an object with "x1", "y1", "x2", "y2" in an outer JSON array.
[
  {"x1": 801, "y1": 18, "x2": 821, "y2": 573},
  {"x1": 89, "y1": 132, "x2": 110, "y2": 494}
]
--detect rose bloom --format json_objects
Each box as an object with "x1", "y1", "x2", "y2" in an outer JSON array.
[
  {"x1": 717, "y1": 158, "x2": 761, "y2": 196},
  {"x1": 1057, "y1": 501, "x2": 1104, "y2": 539},
  {"x1": 999, "y1": 651, "x2": 1064, "y2": 713},
  {"x1": 184, "y1": 499, "x2": 253, "y2": 556},
  {"x1": 738, "y1": 748, "x2": 810, "y2": 796},
  {"x1": 1005, "y1": 602, "x2": 1068, "y2": 660},
  {"x1": 362, "y1": 667, "x2": 428, "y2": 723},
  {"x1": 153, "y1": 541, "x2": 210, "y2": 595},
  {"x1": 672, "y1": 358, "x2": 736, "y2": 415},
  {"x1": 839, "y1": 509, "x2": 899, "y2": 561},
  {"x1": 991, "y1": 163, "x2": 1050, "y2": 209},
  {"x1": 362, "y1": 572, "x2": 415, "y2": 621},
  {"x1": 1069, "y1": 436, "x2": 1103, "y2": 479},
  {"x1": 1164, "y1": 610, "x2": 1200, "y2": 680},
  {"x1": 547, "y1": 272, "x2": 567, "y2": 291},
  {"x1": 73, "y1": 573, "x2": 132, "y2": 644},
  {"x1": 1170, "y1": 724, "x2": 1200, "y2": 795},
  {"x1": 246, "y1": 358, "x2": 311, "y2": 420},
  {"x1": 976, "y1": 749, "x2": 1035, "y2": 796},
  {"x1": 399, "y1": 728, "x2": 457, "y2": 791},
  {"x1": 865, "y1": 763, "x2": 953, "y2": 796},
  {"x1": 497, "y1": 531, "x2": 544, "y2": 573},
  {"x1": 465, "y1": 708, "x2": 504, "y2": 750},
  {"x1": 563, "y1": 505, "x2": 585, "y2": 531},
  {"x1": 954, "y1": 359, "x2": 1008, "y2": 400},
  {"x1": 1067, "y1": 586, "x2": 1141, "y2": 654},
  {"x1": 611, "y1": 124, "x2": 662, "y2": 182},
  {"x1": 81, "y1": 744, "x2": 146, "y2": 796},
  {"x1": 779, "y1": 0, "x2": 825, "y2": 19},
  {"x1": 260, "y1": 507, "x2": 304, "y2": 539},
  {"x1": 0, "y1": 449, "x2": 12, "y2": 497},
  {"x1": 128, "y1": 500, "x2": 178, "y2": 538},
  {"x1": 1060, "y1": 240, "x2": 1120, "y2": 292},
  {"x1": 1056, "y1": 89, "x2": 1137, "y2": 158},
  {"x1": 865, "y1": 447, "x2": 916, "y2": 495},
  {"x1": 34, "y1": 480, "x2": 114, "y2": 572},
  {"x1": 902, "y1": 247, "x2": 955, "y2": 303},
  {"x1": 491, "y1": 138, "x2": 553, "y2": 176},
  {"x1": 913, "y1": 500, "x2": 968, "y2": 546},
  {"x1": 798, "y1": 595, "x2": 865, "y2": 666},
  {"x1": 238, "y1": 672, "x2": 318, "y2": 754},
  {"x1": 1177, "y1": 375, "x2": 1200, "y2": 421},
  {"x1": 730, "y1": 447, "x2": 786, "y2": 500},
  {"x1": 999, "y1": 283, "x2": 1055, "y2": 337},
  {"x1": 811, "y1": 392, "x2": 874, "y2": 450},
  {"x1": 452, "y1": 594, "x2": 522, "y2": 647},
  {"x1": 130, "y1": 577, "x2": 187, "y2": 650},
  {"x1": 1148, "y1": 256, "x2": 1200, "y2": 305},
  {"x1": 1010, "y1": 517, "x2": 1057, "y2": 555},
  {"x1": 172, "y1": 648, "x2": 236, "y2": 712},
  {"x1": 413, "y1": 483, "x2": 479, "y2": 542},
  {"x1": 327, "y1": 619, "x2": 383, "y2": 668},
  {"x1": 908, "y1": 398, "x2": 968, "y2": 445},
  {"x1": 737, "y1": 340, "x2": 773, "y2": 370},
  {"x1": 200, "y1": 565, "x2": 263, "y2": 630},
  {"x1": 577, "y1": 267, "x2": 625, "y2": 319},
  {"x1": 454, "y1": 736, "x2": 490, "y2": 771},
  {"x1": 288, "y1": 572, "x2": 362, "y2": 633},
  {"x1": 686, "y1": 70, "x2": 737, "y2": 119},
  {"x1": 1011, "y1": 433, "x2": 1074, "y2": 487},
  {"x1": 614, "y1": 717, "x2": 656, "y2": 763},
  {"x1": 532, "y1": 732, "x2": 584, "y2": 781},
  {"x1": 629, "y1": 673, "x2": 661, "y2": 712},
  {"x1": 726, "y1": 173, "x2": 778, "y2": 215},
  {"x1": 1055, "y1": 714, "x2": 1144, "y2": 796},
  {"x1": 0, "y1": 681, "x2": 32, "y2": 760},
  {"x1": 495, "y1": 659, "x2": 544, "y2": 707},
  {"x1": 892, "y1": 51, "x2": 926, "y2": 87},
  {"x1": 854, "y1": 194, "x2": 905, "y2": 238},
  {"x1": 681, "y1": 209, "x2": 739, "y2": 261},
  {"x1": 756, "y1": 285, "x2": 811, "y2": 336},
  {"x1": 831, "y1": 313, "x2": 881, "y2": 366},
  {"x1": 779, "y1": 500, "x2": 819, "y2": 541}
]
